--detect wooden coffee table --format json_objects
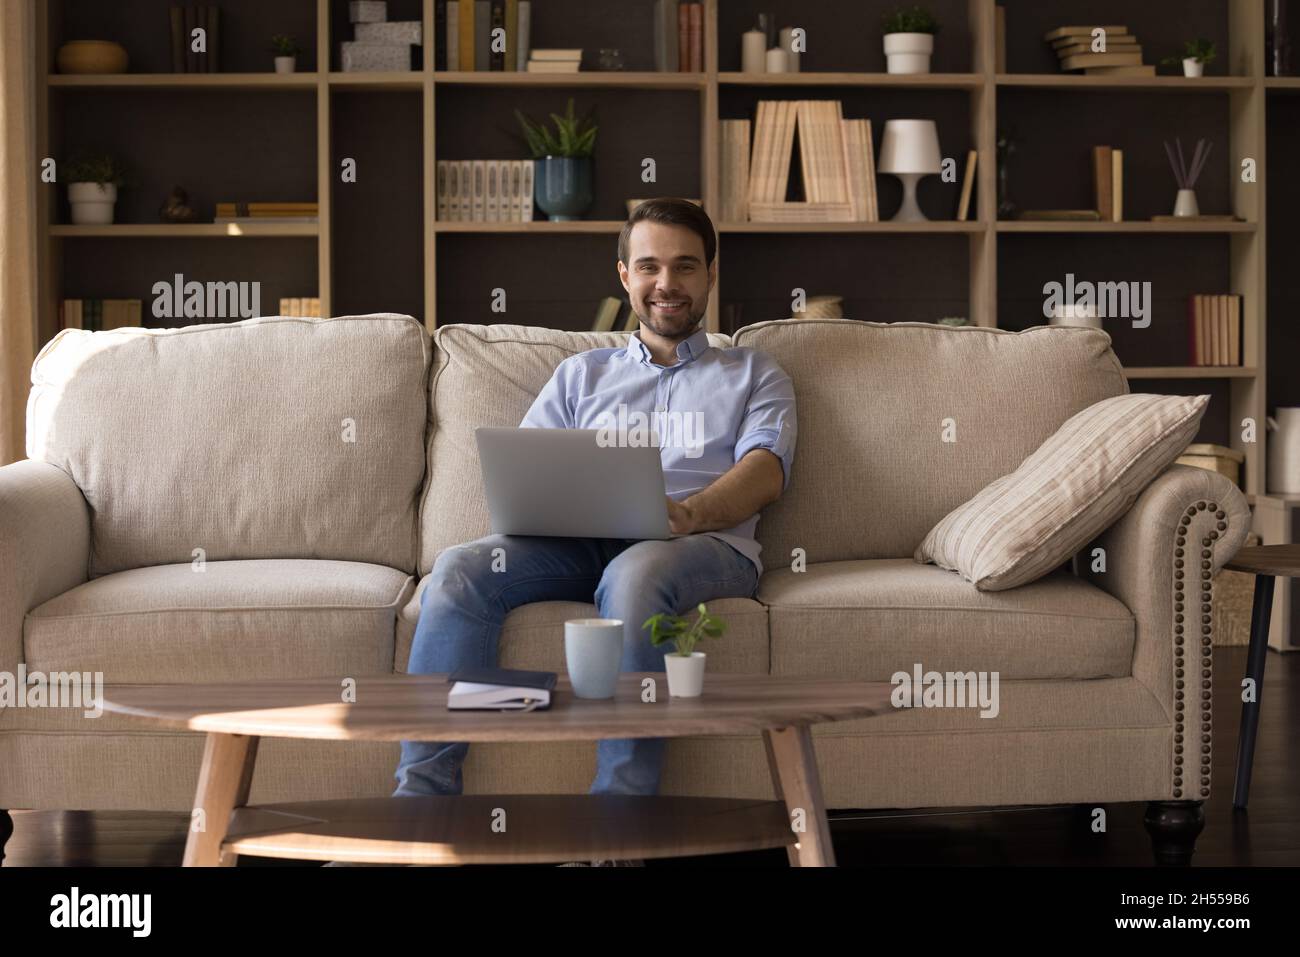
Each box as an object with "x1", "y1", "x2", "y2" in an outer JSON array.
[{"x1": 100, "y1": 673, "x2": 900, "y2": 867}]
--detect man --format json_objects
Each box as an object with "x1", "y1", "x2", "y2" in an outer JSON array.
[{"x1": 393, "y1": 197, "x2": 797, "y2": 866}]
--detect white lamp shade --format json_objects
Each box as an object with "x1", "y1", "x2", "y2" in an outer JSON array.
[{"x1": 878, "y1": 119, "x2": 942, "y2": 175}]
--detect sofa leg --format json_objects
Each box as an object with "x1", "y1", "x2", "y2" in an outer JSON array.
[
  {"x1": 1143, "y1": 801, "x2": 1204, "y2": 866},
  {"x1": 0, "y1": 810, "x2": 12, "y2": 866}
]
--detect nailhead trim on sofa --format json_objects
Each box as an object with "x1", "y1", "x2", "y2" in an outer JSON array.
[{"x1": 1171, "y1": 499, "x2": 1222, "y2": 799}]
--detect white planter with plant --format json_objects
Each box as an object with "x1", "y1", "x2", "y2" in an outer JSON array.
[
  {"x1": 882, "y1": 6, "x2": 938, "y2": 75},
  {"x1": 271, "y1": 35, "x2": 299, "y2": 73},
  {"x1": 644, "y1": 603, "x2": 727, "y2": 698},
  {"x1": 65, "y1": 153, "x2": 127, "y2": 225},
  {"x1": 1162, "y1": 37, "x2": 1216, "y2": 77}
]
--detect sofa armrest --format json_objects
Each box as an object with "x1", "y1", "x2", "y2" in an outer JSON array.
[
  {"x1": 0, "y1": 460, "x2": 91, "y2": 677},
  {"x1": 1079, "y1": 464, "x2": 1250, "y2": 799}
]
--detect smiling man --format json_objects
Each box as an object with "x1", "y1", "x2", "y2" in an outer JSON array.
[{"x1": 390, "y1": 198, "x2": 797, "y2": 866}]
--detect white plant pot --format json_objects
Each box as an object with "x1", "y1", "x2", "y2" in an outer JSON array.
[
  {"x1": 67, "y1": 182, "x2": 117, "y2": 225},
  {"x1": 1267, "y1": 409, "x2": 1300, "y2": 494},
  {"x1": 274, "y1": 56, "x2": 297, "y2": 74},
  {"x1": 884, "y1": 32, "x2": 933, "y2": 75},
  {"x1": 664, "y1": 652, "x2": 706, "y2": 697},
  {"x1": 1183, "y1": 57, "x2": 1204, "y2": 77},
  {"x1": 1173, "y1": 188, "x2": 1200, "y2": 217}
]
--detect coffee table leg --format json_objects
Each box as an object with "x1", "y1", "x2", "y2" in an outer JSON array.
[
  {"x1": 183, "y1": 732, "x2": 260, "y2": 867},
  {"x1": 764, "y1": 724, "x2": 836, "y2": 867},
  {"x1": 1233, "y1": 574, "x2": 1275, "y2": 810}
]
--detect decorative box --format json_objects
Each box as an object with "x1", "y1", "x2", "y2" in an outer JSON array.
[
  {"x1": 1175, "y1": 442, "x2": 1245, "y2": 488},
  {"x1": 355, "y1": 21, "x2": 422, "y2": 45},
  {"x1": 340, "y1": 41, "x2": 411, "y2": 72},
  {"x1": 348, "y1": 1, "x2": 387, "y2": 24}
]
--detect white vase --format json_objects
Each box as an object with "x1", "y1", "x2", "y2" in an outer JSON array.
[
  {"x1": 1267, "y1": 409, "x2": 1300, "y2": 494},
  {"x1": 1183, "y1": 57, "x2": 1204, "y2": 77},
  {"x1": 274, "y1": 56, "x2": 296, "y2": 74},
  {"x1": 664, "y1": 652, "x2": 706, "y2": 697},
  {"x1": 884, "y1": 33, "x2": 933, "y2": 74},
  {"x1": 1173, "y1": 188, "x2": 1200, "y2": 217},
  {"x1": 67, "y1": 182, "x2": 116, "y2": 225}
]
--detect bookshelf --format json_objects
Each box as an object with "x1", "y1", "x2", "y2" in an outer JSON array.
[{"x1": 32, "y1": 0, "x2": 1292, "y2": 501}]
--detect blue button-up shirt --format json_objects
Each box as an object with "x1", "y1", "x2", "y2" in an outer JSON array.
[{"x1": 519, "y1": 325, "x2": 797, "y2": 577}]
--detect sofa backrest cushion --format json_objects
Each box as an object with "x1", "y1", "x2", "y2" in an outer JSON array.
[
  {"x1": 730, "y1": 319, "x2": 1128, "y2": 565},
  {"x1": 27, "y1": 315, "x2": 430, "y2": 577},
  {"x1": 419, "y1": 323, "x2": 732, "y2": 575}
]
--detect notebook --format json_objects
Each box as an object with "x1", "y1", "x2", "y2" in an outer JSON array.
[{"x1": 446, "y1": 666, "x2": 557, "y2": 711}]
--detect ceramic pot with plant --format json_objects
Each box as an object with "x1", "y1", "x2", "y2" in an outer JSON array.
[
  {"x1": 643, "y1": 603, "x2": 727, "y2": 698},
  {"x1": 271, "y1": 35, "x2": 300, "y2": 73},
  {"x1": 882, "y1": 6, "x2": 938, "y2": 75},
  {"x1": 515, "y1": 97, "x2": 597, "y2": 221},
  {"x1": 1162, "y1": 37, "x2": 1216, "y2": 77},
  {"x1": 65, "y1": 152, "x2": 128, "y2": 225}
]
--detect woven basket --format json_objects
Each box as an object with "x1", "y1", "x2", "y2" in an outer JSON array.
[{"x1": 798, "y1": 296, "x2": 844, "y2": 319}]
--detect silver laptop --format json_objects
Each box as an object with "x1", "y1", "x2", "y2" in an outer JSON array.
[{"x1": 474, "y1": 427, "x2": 672, "y2": 540}]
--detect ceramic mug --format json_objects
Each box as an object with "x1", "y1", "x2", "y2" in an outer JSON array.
[{"x1": 564, "y1": 618, "x2": 624, "y2": 699}]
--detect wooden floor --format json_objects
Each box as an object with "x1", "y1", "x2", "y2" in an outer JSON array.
[{"x1": 4, "y1": 645, "x2": 1296, "y2": 867}]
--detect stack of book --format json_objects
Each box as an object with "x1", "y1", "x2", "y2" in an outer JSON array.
[
  {"x1": 436, "y1": 160, "x2": 535, "y2": 221},
  {"x1": 1045, "y1": 25, "x2": 1153, "y2": 76},
  {"x1": 61, "y1": 299, "x2": 143, "y2": 331},
  {"x1": 434, "y1": 0, "x2": 532, "y2": 71},
  {"x1": 278, "y1": 297, "x2": 322, "y2": 317},
  {"x1": 215, "y1": 202, "x2": 319, "y2": 225},
  {"x1": 591, "y1": 296, "x2": 639, "y2": 332},
  {"x1": 653, "y1": 1, "x2": 704, "y2": 72},
  {"x1": 527, "y1": 49, "x2": 581, "y2": 73},
  {"x1": 730, "y1": 100, "x2": 879, "y2": 223},
  {"x1": 1187, "y1": 294, "x2": 1242, "y2": 366},
  {"x1": 169, "y1": 6, "x2": 219, "y2": 73},
  {"x1": 342, "y1": 1, "x2": 423, "y2": 71}
]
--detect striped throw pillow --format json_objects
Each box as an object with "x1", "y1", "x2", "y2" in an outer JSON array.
[{"x1": 914, "y1": 393, "x2": 1209, "y2": 591}]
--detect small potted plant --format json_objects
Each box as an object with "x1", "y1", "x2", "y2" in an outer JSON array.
[
  {"x1": 882, "y1": 6, "x2": 938, "y2": 75},
  {"x1": 514, "y1": 97, "x2": 597, "y2": 221},
  {"x1": 271, "y1": 35, "x2": 300, "y2": 74},
  {"x1": 1162, "y1": 37, "x2": 1216, "y2": 77},
  {"x1": 643, "y1": 603, "x2": 727, "y2": 697},
  {"x1": 64, "y1": 151, "x2": 128, "y2": 225}
]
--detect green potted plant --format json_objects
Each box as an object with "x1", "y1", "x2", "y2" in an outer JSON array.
[
  {"x1": 882, "y1": 6, "x2": 938, "y2": 75},
  {"x1": 514, "y1": 97, "x2": 597, "y2": 221},
  {"x1": 643, "y1": 603, "x2": 727, "y2": 697},
  {"x1": 271, "y1": 34, "x2": 300, "y2": 74},
  {"x1": 64, "y1": 151, "x2": 128, "y2": 225},
  {"x1": 1161, "y1": 37, "x2": 1216, "y2": 77}
]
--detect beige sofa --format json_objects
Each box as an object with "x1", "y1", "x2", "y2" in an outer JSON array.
[{"x1": 0, "y1": 314, "x2": 1250, "y2": 864}]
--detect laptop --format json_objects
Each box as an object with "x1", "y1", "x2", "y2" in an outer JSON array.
[{"x1": 474, "y1": 427, "x2": 673, "y2": 540}]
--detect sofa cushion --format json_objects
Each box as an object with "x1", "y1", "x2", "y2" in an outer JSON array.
[
  {"x1": 915, "y1": 393, "x2": 1209, "y2": 591},
  {"x1": 419, "y1": 324, "x2": 731, "y2": 574},
  {"x1": 25, "y1": 559, "x2": 414, "y2": 682},
  {"x1": 394, "y1": 575, "x2": 769, "y2": 675},
  {"x1": 27, "y1": 315, "x2": 430, "y2": 577},
  {"x1": 730, "y1": 319, "x2": 1128, "y2": 564},
  {"x1": 760, "y1": 559, "x2": 1134, "y2": 681}
]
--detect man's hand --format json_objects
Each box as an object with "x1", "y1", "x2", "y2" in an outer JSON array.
[{"x1": 666, "y1": 496, "x2": 696, "y2": 535}]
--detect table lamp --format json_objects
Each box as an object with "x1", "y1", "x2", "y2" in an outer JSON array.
[{"x1": 878, "y1": 119, "x2": 942, "y2": 222}]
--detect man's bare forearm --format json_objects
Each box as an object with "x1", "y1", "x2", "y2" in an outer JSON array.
[{"x1": 682, "y1": 449, "x2": 784, "y2": 533}]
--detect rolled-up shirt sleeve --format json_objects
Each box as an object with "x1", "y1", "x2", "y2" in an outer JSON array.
[
  {"x1": 733, "y1": 355, "x2": 797, "y2": 492},
  {"x1": 520, "y1": 356, "x2": 583, "y2": 429}
]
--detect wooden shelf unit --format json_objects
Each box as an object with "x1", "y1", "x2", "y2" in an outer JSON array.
[{"x1": 34, "y1": 0, "x2": 1283, "y2": 498}]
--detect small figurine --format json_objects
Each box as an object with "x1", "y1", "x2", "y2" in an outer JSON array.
[{"x1": 159, "y1": 186, "x2": 198, "y2": 223}]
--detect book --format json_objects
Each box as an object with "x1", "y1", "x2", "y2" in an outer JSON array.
[
  {"x1": 720, "y1": 119, "x2": 750, "y2": 222},
  {"x1": 1017, "y1": 209, "x2": 1103, "y2": 220},
  {"x1": 489, "y1": 0, "x2": 504, "y2": 70},
  {"x1": 434, "y1": 0, "x2": 447, "y2": 70},
  {"x1": 475, "y1": 1, "x2": 491, "y2": 70},
  {"x1": 1061, "y1": 51, "x2": 1143, "y2": 70},
  {"x1": 1111, "y1": 149, "x2": 1123, "y2": 221},
  {"x1": 688, "y1": 2, "x2": 703, "y2": 72},
  {"x1": 1050, "y1": 32, "x2": 1134, "y2": 48},
  {"x1": 516, "y1": 0, "x2": 531, "y2": 70},
  {"x1": 678, "y1": 2, "x2": 690, "y2": 74},
  {"x1": 1092, "y1": 145, "x2": 1114, "y2": 220},
  {"x1": 592, "y1": 296, "x2": 623, "y2": 332},
  {"x1": 459, "y1": 0, "x2": 475, "y2": 70},
  {"x1": 1085, "y1": 64, "x2": 1155, "y2": 76},
  {"x1": 654, "y1": 0, "x2": 680, "y2": 72},
  {"x1": 520, "y1": 158, "x2": 534, "y2": 221},
  {"x1": 1229, "y1": 294, "x2": 1240, "y2": 365},
  {"x1": 1044, "y1": 25, "x2": 1129, "y2": 42},
  {"x1": 445, "y1": 0, "x2": 459, "y2": 69},
  {"x1": 169, "y1": 7, "x2": 185, "y2": 73},
  {"x1": 956, "y1": 148, "x2": 977, "y2": 220},
  {"x1": 446, "y1": 666, "x2": 556, "y2": 710},
  {"x1": 525, "y1": 59, "x2": 580, "y2": 72},
  {"x1": 471, "y1": 160, "x2": 485, "y2": 220},
  {"x1": 531, "y1": 48, "x2": 582, "y2": 61},
  {"x1": 504, "y1": 0, "x2": 518, "y2": 72},
  {"x1": 436, "y1": 160, "x2": 448, "y2": 219},
  {"x1": 1053, "y1": 39, "x2": 1140, "y2": 57},
  {"x1": 622, "y1": 304, "x2": 640, "y2": 331},
  {"x1": 485, "y1": 160, "x2": 499, "y2": 220}
]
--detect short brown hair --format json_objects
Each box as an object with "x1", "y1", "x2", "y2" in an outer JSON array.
[{"x1": 618, "y1": 198, "x2": 716, "y2": 268}]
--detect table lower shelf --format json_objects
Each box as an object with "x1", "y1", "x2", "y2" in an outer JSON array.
[{"x1": 224, "y1": 795, "x2": 794, "y2": 865}]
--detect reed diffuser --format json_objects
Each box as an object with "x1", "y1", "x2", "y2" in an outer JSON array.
[{"x1": 1163, "y1": 137, "x2": 1212, "y2": 217}]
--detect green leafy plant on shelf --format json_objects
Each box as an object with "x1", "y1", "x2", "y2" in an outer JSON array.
[
  {"x1": 270, "y1": 34, "x2": 301, "y2": 57},
  {"x1": 882, "y1": 6, "x2": 939, "y2": 35},
  {"x1": 63, "y1": 151, "x2": 129, "y2": 187},
  {"x1": 514, "y1": 96, "x2": 598, "y2": 159},
  {"x1": 643, "y1": 603, "x2": 727, "y2": 657},
  {"x1": 1161, "y1": 37, "x2": 1217, "y2": 66}
]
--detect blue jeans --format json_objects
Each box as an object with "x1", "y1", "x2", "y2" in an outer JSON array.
[{"x1": 394, "y1": 532, "x2": 759, "y2": 797}]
